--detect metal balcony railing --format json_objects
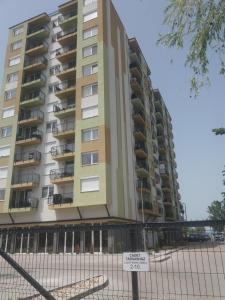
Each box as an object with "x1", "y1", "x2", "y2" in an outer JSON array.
[
  {"x1": 26, "y1": 41, "x2": 48, "y2": 51},
  {"x1": 48, "y1": 192, "x2": 73, "y2": 205},
  {"x1": 10, "y1": 197, "x2": 39, "y2": 209},
  {"x1": 56, "y1": 45, "x2": 76, "y2": 56},
  {"x1": 136, "y1": 161, "x2": 149, "y2": 171},
  {"x1": 53, "y1": 101, "x2": 75, "y2": 113},
  {"x1": 135, "y1": 143, "x2": 148, "y2": 153},
  {"x1": 61, "y1": 61, "x2": 76, "y2": 72},
  {"x1": 130, "y1": 76, "x2": 142, "y2": 87},
  {"x1": 50, "y1": 144, "x2": 75, "y2": 157},
  {"x1": 16, "y1": 128, "x2": 42, "y2": 141},
  {"x1": 19, "y1": 109, "x2": 44, "y2": 122},
  {"x1": 52, "y1": 121, "x2": 75, "y2": 135},
  {"x1": 12, "y1": 173, "x2": 40, "y2": 185},
  {"x1": 55, "y1": 80, "x2": 75, "y2": 92},
  {"x1": 137, "y1": 179, "x2": 151, "y2": 190},
  {"x1": 50, "y1": 166, "x2": 74, "y2": 181},
  {"x1": 21, "y1": 90, "x2": 45, "y2": 103},
  {"x1": 14, "y1": 150, "x2": 41, "y2": 163},
  {"x1": 58, "y1": 11, "x2": 76, "y2": 23},
  {"x1": 27, "y1": 24, "x2": 50, "y2": 35},
  {"x1": 24, "y1": 56, "x2": 47, "y2": 68},
  {"x1": 134, "y1": 127, "x2": 146, "y2": 136},
  {"x1": 23, "y1": 73, "x2": 46, "y2": 84},
  {"x1": 56, "y1": 28, "x2": 76, "y2": 40},
  {"x1": 133, "y1": 110, "x2": 146, "y2": 121}
]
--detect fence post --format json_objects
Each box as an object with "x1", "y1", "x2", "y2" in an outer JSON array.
[
  {"x1": 130, "y1": 227, "x2": 139, "y2": 300},
  {"x1": 0, "y1": 249, "x2": 56, "y2": 300}
]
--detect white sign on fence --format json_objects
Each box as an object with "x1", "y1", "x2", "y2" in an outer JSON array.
[{"x1": 123, "y1": 252, "x2": 149, "y2": 272}]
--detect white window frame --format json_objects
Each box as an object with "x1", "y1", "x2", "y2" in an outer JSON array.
[
  {"x1": 81, "y1": 152, "x2": 99, "y2": 166},
  {"x1": 83, "y1": 63, "x2": 98, "y2": 77},
  {"x1": 2, "y1": 107, "x2": 15, "y2": 119},
  {"x1": 13, "y1": 27, "x2": 23, "y2": 36},
  {"x1": 80, "y1": 176, "x2": 99, "y2": 192},
  {"x1": 82, "y1": 106, "x2": 98, "y2": 119},
  {"x1": 7, "y1": 72, "x2": 19, "y2": 83},
  {"x1": 0, "y1": 189, "x2": 5, "y2": 200},
  {"x1": 11, "y1": 40, "x2": 22, "y2": 51},
  {"x1": 4, "y1": 89, "x2": 16, "y2": 101},
  {"x1": 83, "y1": 26, "x2": 98, "y2": 39},
  {"x1": 1, "y1": 126, "x2": 12, "y2": 138},
  {"x1": 84, "y1": 0, "x2": 97, "y2": 5},
  {"x1": 83, "y1": 11, "x2": 98, "y2": 23},
  {"x1": 82, "y1": 83, "x2": 98, "y2": 97},
  {"x1": 82, "y1": 128, "x2": 99, "y2": 142},
  {"x1": 9, "y1": 56, "x2": 20, "y2": 67},
  {"x1": 83, "y1": 44, "x2": 97, "y2": 58},
  {"x1": 0, "y1": 147, "x2": 10, "y2": 158}
]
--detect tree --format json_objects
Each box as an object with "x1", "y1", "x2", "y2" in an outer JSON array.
[
  {"x1": 208, "y1": 199, "x2": 225, "y2": 220},
  {"x1": 158, "y1": 0, "x2": 225, "y2": 95}
]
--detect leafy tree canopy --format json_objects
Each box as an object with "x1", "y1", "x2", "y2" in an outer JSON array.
[
  {"x1": 208, "y1": 199, "x2": 225, "y2": 220},
  {"x1": 158, "y1": 0, "x2": 225, "y2": 95}
]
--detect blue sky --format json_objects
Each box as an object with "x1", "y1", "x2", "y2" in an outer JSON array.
[{"x1": 0, "y1": 0, "x2": 225, "y2": 219}]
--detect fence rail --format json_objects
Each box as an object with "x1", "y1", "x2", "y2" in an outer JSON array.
[{"x1": 0, "y1": 220, "x2": 225, "y2": 299}]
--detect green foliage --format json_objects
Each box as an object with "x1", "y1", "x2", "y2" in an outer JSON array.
[
  {"x1": 158, "y1": 0, "x2": 225, "y2": 95},
  {"x1": 212, "y1": 128, "x2": 225, "y2": 135},
  {"x1": 188, "y1": 227, "x2": 206, "y2": 234},
  {"x1": 208, "y1": 199, "x2": 225, "y2": 220}
]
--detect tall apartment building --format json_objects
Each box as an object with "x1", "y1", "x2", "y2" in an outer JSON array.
[{"x1": 0, "y1": 0, "x2": 182, "y2": 251}]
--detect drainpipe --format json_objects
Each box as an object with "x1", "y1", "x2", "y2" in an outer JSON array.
[{"x1": 8, "y1": 213, "x2": 15, "y2": 224}]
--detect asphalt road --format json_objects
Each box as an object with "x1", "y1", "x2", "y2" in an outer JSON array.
[{"x1": 1, "y1": 242, "x2": 225, "y2": 299}]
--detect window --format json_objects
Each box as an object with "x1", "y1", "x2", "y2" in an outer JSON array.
[
  {"x1": 81, "y1": 176, "x2": 99, "y2": 192},
  {"x1": 49, "y1": 65, "x2": 61, "y2": 76},
  {"x1": 46, "y1": 121, "x2": 57, "y2": 133},
  {"x1": 82, "y1": 128, "x2": 99, "y2": 142},
  {"x1": 84, "y1": 0, "x2": 97, "y2": 6},
  {"x1": 83, "y1": 11, "x2": 98, "y2": 22},
  {"x1": 82, "y1": 83, "x2": 98, "y2": 97},
  {"x1": 47, "y1": 102, "x2": 57, "y2": 113},
  {"x1": 1, "y1": 127, "x2": 12, "y2": 138},
  {"x1": 0, "y1": 147, "x2": 10, "y2": 158},
  {"x1": 0, "y1": 167, "x2": 8, "y2": 179},
  {"x1": 2, "y1": 108, "x2": 15, "y2": 118},
  {"x1": 83, "y1": 26, "x2": 98, "y2": 39},
  {"x1": 7, "y1": 72, "x2": 19, "y2": 83},
  {"x1": 49, "y1": 83, "x2": 60, "y2": 94},
  {"x1": 83, "y1": 44, "x2": 97, "y2": 58},
  {"x1": 13, "y1": 27, "x2": 23, "y2": 36},
  {"x1": 82, "y1": 152, "x2": 99, "y2": 166},
  {"x1": 42, "y1": 186, "x2": 54, "y2": 198},
  {"x1": 0, "y1": 189, "x2": 5, "y2": 200},
  {"x1": 83, "y1": 63, "x2": 98, "y2": 76},
  {"x1": 9, "y1": 56, "x2": 20, "y2": 67},
  {"x1": 82, "y1": 106, "x2": 98, "y2": 119},
  {"x1": 11, "y1": 40, "x2": 22, "y2": 51},
  {"x1": 45, "y1": 141, "x2": 56, "y2": 153},
  {"x1": 4, "y1": 89, "x2": 16, "y2": 101}
]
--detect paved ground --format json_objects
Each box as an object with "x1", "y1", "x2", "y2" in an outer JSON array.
[{"x1": 1, "y1": 242, "x2": 225, "y2": 299}]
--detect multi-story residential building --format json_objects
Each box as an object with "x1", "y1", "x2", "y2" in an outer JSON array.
[{"x1": 0, "y1": 0, "x2": 182, "y2": 252}]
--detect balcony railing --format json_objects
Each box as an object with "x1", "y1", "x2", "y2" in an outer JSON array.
[
  {"x1": 135, "y1": 143, "x2": 148, "y2": 153},
  {"x1": 134, "y1": 127, "x2": 146, "y2": 136},
  {"x1": 133, "y1": 110, "x2": 146, "y2": 122},
  {"x1": 12, "y1": 173, "x2": 40, "y2": 185},
  {"x1": 24, "y1": 56, "x2": 47, "y2": 68},
  {"x1": 26, "y1": 41, "x2": 48, "y2": 51},
  {"x1": 19, "y1": 109, "x2": 44, "y2": 122},
  {"x1": 136, "y1": 161, "x2": 149, "y2": 171},
  {"x1": 56, "y1": 28, "x2": 76, "y2": 40},
  {"x1": 10, "y1": 197, "x2": 39, "y2": 209},
  {"x1": 50, "y1": 144, "x2": 75, "y2": 157},
  {"x1": 23, "y1": 73, "x2": 46, "y2": 84},
  {"x1": 137, "y1": 179, "x2": 151, "y2": 190},
  {"x1": 138, "y1": 200, "x2": 153, "y2": 210},
  {"x1": 27, "y1": 24, "x2": 49, "y2": 35},
  {"x1": 21, "y1": 90, "x2": 45, "y2": 103},
  {"x1": 53, "y1": 121, "x2": 75, "y2": 135},
  {"x1": 53, "y1": 101, "x2": 75, "y2": 113},
  {"x1": 14, "y1": 150, "x2": 41, "y2": 163},
  {"x1": 60, "y1": 61, "x2": 76, "y2": 72},
  {"x1": 54, "y1": 80, "x2": 75, "y2": 92},
  {"x1": 50, "y1": 166, "x2": 74, "y2": 181},
  {"x1": 16, "y1": 128, "x2": 42, "y2": 141},
  {"x1": 58, "y1": 11, "x2": 76, "y2": 23},
  {"x1": 56, "y1": 45, "x2": 76, "y2": 57},
  {"x1": 48, "y1": 192, "x2": 73, "y2": 205}
]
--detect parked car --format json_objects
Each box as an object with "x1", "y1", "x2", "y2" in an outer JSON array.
[
  {"x1": 214, "y1": 233, "x2": 224, "y2": 242},
  {"x1": 187, "y1": 233, "x2": 210, "y2": 242}
]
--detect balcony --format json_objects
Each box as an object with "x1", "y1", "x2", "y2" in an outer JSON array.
[
  {"x1": 134, "y1": 126, "x2": 146, "y2": 141},
  {"x1": 58, "y1": 12, "x2": 77, "y2": 30},
  {"x1": 133, "y1": 110, "x2": 146, "y2": 126},
  {"x1": 56, "y1": 61, "x2": 76, "y2": 81},
  {"x1": 164, "y1": 198, "x2": 173, "y2": 206},
  {"x1": 131, "y1": 97, "x2": 144, "y2": 111},
  {"x1": 135, "y1": 143, "x2": 148, "y2": 159},
  {"x1": 54, "y1": 101, "x2": 75, "y2": 119},
  {"x1": 53, "y1": 121, "x2": 75, "y2": 139},
  {"x1": 48, "y1": 192, "x2": 73, "y2": 209},
  {"x1": 20, "y1": 91, "x2": 45, "y2": 108},
  {"x1": 155, "y1": 111, "x2": 163, "y2": 122},
  {"x1": 56, "y1": 45, "x2": 77, "y2": 63},
  {"x1": 9, "y1": 197, "x2": 39, "y2": 211},
  {"x1": 56, "y1": 28, "x2": 77, "y2": 46},
  {"x1": 16, "y1": 128, "x2": 42, "y2": 146},
  {"x1": 14, "y1": 150, "x2": 41, "y2": 167},
  {"x1": 165, "y1": 207, "x2": 176, "y2": 221},
  {"x1": 138, "y1": 201, "x2": 160, "y2": 216},
  {"x1": 22, "y1": 73, "x2": 46, "y2": 90},
  {"x1": 27, "y1": 24, "x2": 50, "y2": 41},
  {"x1": 11, "y1": 173, "x2": 40, "y2": 189},
  {"x1": 26, "y1": 41, "x2": 48, "y2": 56},
  {"x1": 130, "y1": 63, "x2": 142, "y2": 81},
  {"x1": 55, "y1": 80, "x2": 76, "y2": 99},
  {"x1": 159, "y1": 167, "x2": 169, "y2": 178},
  {"x1": 130, "y1": 51, "x2": 141, "y2": 66},
  {"x1": 18, "y1": 109, "x2": 44, "y2": 126},
  {"x1": 162, "y1": 184, "x2": 171, "y2": 193},
  {"x1": 58, "y1": 0, "x2": 77, "y2": 15},
  {"x1": 50, "y1": 144, "x2": 75, "y2": 161},
  {"x1": 50, "y1": 166, "x2": 74, "y2": 184},
  {"x1": 137, "y1": 179, "x2": 151, "y2": 193},
  {"x1": 24, "y1": 57, "x2": 48, "y2": 72},
  {"x1": 136, "y1": 161, "x2": 149, "y2": 177},
  {"x1": 130, "y1": 77, "x2": 142, "y2": 96}
]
